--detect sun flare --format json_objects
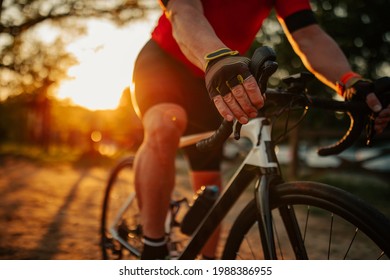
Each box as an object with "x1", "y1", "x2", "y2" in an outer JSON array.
[{"x1": 57, "y1": 18, "x2": 156, "y2": 111}]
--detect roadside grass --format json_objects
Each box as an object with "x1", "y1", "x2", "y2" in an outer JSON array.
[
  {"x1": 0, "y1": 143, "x2": 130, "y2": 167},
  {"x1": 304, "y1": 170, "x2": 390, "y2": 218},
  {"x1": 0, "y1": 143, "x2": 79, "y2": 163}
]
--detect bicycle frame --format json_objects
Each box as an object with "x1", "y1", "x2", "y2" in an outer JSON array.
[{"x1": 178, "y1": 117, "x2": 299, "y2": 260}]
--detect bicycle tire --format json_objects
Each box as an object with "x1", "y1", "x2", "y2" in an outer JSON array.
[
  {"x1": 100, "y1": 156, "x2": 142, "y2": 259},
  {"x1": 222, "y1": 181, "x2": 390, "y2": 260}
]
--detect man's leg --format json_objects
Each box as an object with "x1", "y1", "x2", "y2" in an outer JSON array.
[{"x1": 134, "y1": 103, "x2": 187, "y2": 259}]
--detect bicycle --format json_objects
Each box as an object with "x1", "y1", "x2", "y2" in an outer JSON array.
[{"x1": 100, "y1": 46, "x2": 390, "y2": 260}]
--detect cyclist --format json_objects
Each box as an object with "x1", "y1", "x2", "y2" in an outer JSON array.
[{"x1": 131, "y1": 0, "x2": 390, "y2": 260}]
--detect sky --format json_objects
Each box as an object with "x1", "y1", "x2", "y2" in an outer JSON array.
[{"x1": 55, "y1": 14, "x2": 158, "y2": 111}]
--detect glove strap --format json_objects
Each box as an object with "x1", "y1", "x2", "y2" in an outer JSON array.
[{"x1": 204, "y1": 48, "x2": 239, "y2": 68}]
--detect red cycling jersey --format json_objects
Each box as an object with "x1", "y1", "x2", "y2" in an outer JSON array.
[{"x1": 152, "y1": 0, "x2": 312, "y2": 76}]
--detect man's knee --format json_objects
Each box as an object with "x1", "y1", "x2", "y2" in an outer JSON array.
[
  {"x1": 141, "y1": 104, "x2": 187, "y2": 164},
  {"x1": 143, "y1": 103, "x2": 187, "y2": 138}
]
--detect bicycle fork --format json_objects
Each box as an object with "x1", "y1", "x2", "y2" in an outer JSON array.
[
  {"x1": 254, "y1": 175, "x2": 308, "y2": 259},
  {"x1": 248, "y1": 118, "x2": 308, "y2": 259},
  {"x1": 254, "y1": 175, "x2": 277, "y2": 259}
]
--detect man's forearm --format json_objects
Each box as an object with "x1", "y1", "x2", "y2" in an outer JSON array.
[
  {"x1": 283, "y1": 23, "x2": 352, "y2": 91},
  {"x1": 166, "y1": 0, "x2": 226, "y2": 71}
]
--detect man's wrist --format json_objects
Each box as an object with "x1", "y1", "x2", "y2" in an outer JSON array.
[
  {"x1": 335, "y1": 71, "x2": 362, "y2": 96},
  {"x1": 204, "y1": 48, "x2": 239, "y2": 69},
  {"x1": 336, "y1": 71, "x2": 374, "y2": 101}
]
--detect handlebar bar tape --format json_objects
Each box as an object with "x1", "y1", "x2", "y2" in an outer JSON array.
[{"x1": 196, "y1": 120, "x2": 233, "y2": 152}]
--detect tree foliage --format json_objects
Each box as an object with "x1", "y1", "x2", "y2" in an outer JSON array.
[
  {"x1": 257, "y1": 0, "x2": 390, "y2": 84},
  {"x1": 312, "y1": 0, "x2": 390, "y2": 78},
  {"x1": 0, "y1": 0, "x2": 145, "y2": 37}
]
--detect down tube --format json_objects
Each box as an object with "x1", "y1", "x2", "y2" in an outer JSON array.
[{"x1": 178, "y1": 165, "x2": 258, "y2": 260}]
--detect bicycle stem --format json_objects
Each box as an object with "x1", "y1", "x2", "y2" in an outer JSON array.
[{"x1": 241, "y1": 118, "x2": 279, "y2": 169}]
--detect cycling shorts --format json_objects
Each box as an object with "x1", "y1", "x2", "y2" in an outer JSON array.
[{"x1": 132, "y1": 39, "x2": 223, "y2": 171}]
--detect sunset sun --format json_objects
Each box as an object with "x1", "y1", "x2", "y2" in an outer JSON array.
[{"x1": 57, "y1": 17, "x2": 156, "y2": 111}]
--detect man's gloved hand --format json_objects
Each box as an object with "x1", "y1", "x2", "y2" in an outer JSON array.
[
  {"x1": 338, "y1": 72, "x2": 390, "y2": 134},
  {"x1": 343, "y1": 79, "x2": 374, "y2": 102},
  {"x1": 204, "y1": 48, "x2": 264, "y2": 124}
]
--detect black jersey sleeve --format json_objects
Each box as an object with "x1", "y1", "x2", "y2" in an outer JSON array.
[{"x1": 284, "y1": 9, "x2": 318, "y2": 33}]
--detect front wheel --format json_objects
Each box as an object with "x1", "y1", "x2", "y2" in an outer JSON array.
[
  {"x1": 223, "y1": 181, "x2": 390, "y2": 260},
  {"x1": 100, "y1": 156, "x2": 143, "y2": 259}
]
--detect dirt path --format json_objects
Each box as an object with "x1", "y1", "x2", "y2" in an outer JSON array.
[
  {"x1": 0, "y1": 156, "x2": 245, "y2": 260},
  {"x1": 0, "y1": 157, "x2": 109, "y2": 259}
]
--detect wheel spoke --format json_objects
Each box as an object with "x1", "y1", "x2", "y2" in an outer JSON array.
[
  {"x1": 343, "y1": 228, "x2": 358, "y2": 260},
  {"x1": 273, "y1": 217, "x2": 284, "y2": 260},
  {"x1": 303, "y1": 206, "x2": 310, "y2": 242}
]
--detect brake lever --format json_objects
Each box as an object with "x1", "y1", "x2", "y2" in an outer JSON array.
[{"x1": 233, "y1": 122, "x2": 242, "y2": 140}]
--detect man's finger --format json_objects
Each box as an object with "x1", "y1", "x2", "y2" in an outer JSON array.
[
  {"x1": 222, "y1": 92, "x2": 249, "y2": 124},
  {"x1": 213, "y1": 95, "x2": 234, "y2": 122},
  {"x1": 366, "y1": 92, "x2": 382, "y2": 112},
  {"x1": 231, "y1": 84, "x2": 258, "y2": 118},
  {"x1": 243, "y1": 76, "x2": 264, "y2": 109},
  {"x1": 374, "y1": 106, "x2": 390, "y2": 134}
]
